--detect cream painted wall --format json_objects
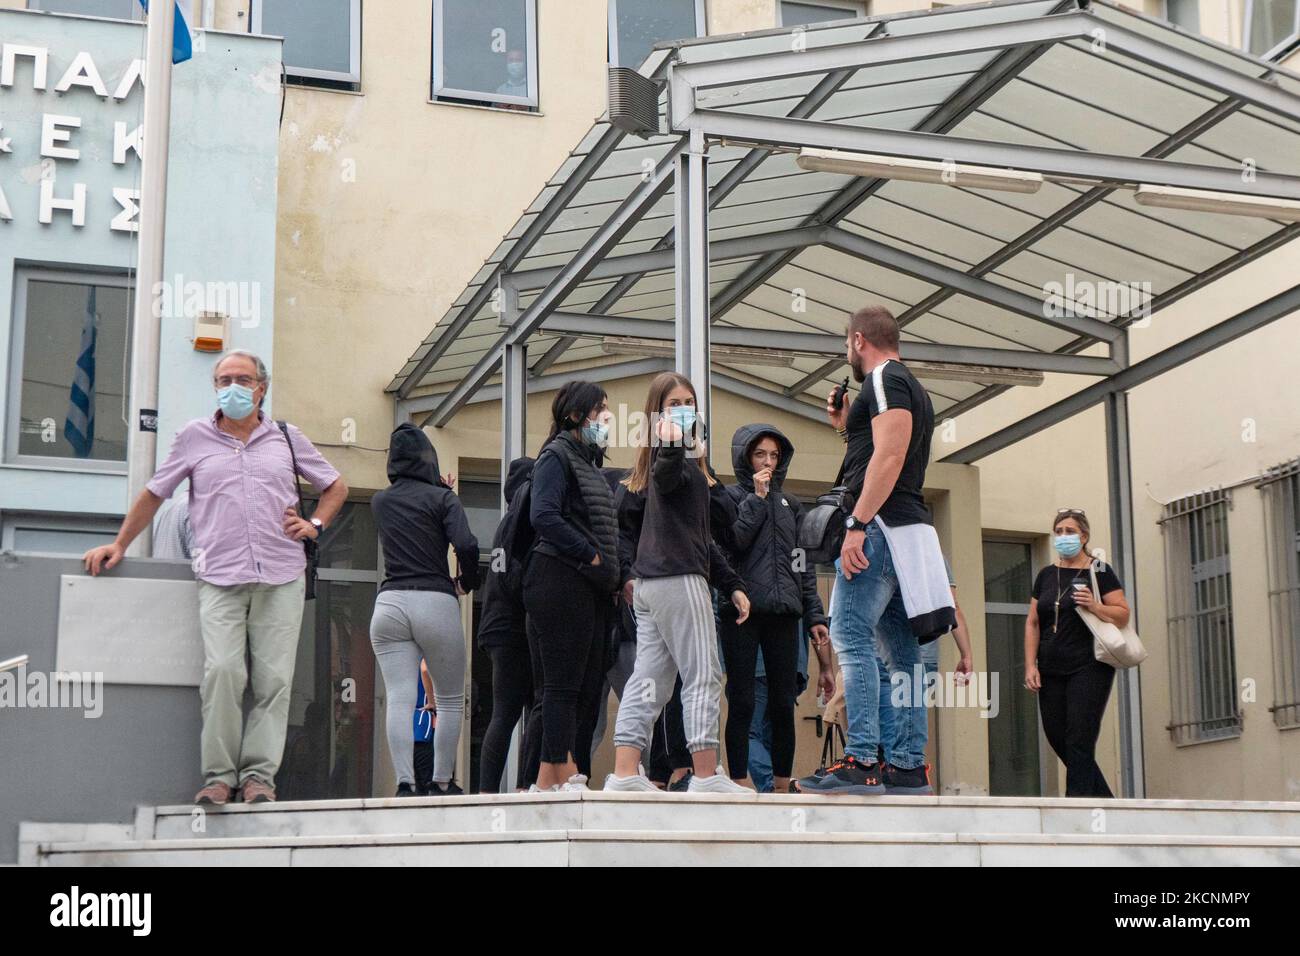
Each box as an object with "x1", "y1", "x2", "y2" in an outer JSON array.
[{"x1": 948, "y1": 230, "x2": 1300, "y2": 802}]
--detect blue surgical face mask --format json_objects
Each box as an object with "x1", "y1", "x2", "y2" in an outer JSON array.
[
  {"x1": 582, "y1": 419, "x2": 609, "y2": 447},
  {"x1": 1053, "y1": 533, "x2": 1082, "y2": 558},
  {"x1": 666, "y1": 405, "x2": 697, "y2": 435},
  {"x1": 217, "y1": 383, "x2": 257, "y2": 420}
]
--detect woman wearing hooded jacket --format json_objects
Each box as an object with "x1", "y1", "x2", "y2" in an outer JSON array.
[
  {"x1": 524, "y1": 381, "x2": 622, "y2": 793},
  {"x1": 370, "y1": 423, "x2": 480, "y2": 796},
  {"x1": 719, "y1": 425, "x2": 830, "y2": 793}
]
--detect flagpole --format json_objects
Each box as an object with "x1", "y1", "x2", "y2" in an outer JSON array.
[{"x1": 125, "y1": 0, "x2": 177, "y2": 558}]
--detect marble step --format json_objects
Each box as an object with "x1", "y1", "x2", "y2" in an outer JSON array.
[
  {"x1": 141, "y1": 792, "x2": 1300, "y2": 843},
  {"x1": 35, "y1": 828, "x2": 1300, "y2": 867}
]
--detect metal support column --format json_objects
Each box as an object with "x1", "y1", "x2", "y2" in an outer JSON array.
[
  {"x1": 675, "y1": 129, "x2": 710, "y2": 428},
  {"x1": 500, "y1": 282, "x2": 527, "y2": 792},
  {"x1": 501, "y1": 287, "x2": 527, "y2": 509},
  {"x1": 1104, "y1": 378, "x2": 1146, "y2": 799}
]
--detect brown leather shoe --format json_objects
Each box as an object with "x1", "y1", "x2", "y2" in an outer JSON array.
[
  {"x1": 194, "y1": 781, "x2": 233, "y2": 805},
  {"x1": 240, "y1": 777, "x2": 276, "y2": 803}
]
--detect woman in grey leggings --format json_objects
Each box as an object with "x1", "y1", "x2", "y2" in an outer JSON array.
[{"x1": 370, "y1": 424, "x2": 480, "y2": 796}]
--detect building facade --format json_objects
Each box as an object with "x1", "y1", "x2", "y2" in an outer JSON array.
[{"x1": 6, "y1": 0, "x2": 1299, "y2": 803}]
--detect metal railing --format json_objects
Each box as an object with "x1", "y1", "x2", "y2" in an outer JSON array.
[
  {"x1": 1161, "y1": 490, "x2": 1243, "y2": 745},
  {"x1": 1259, "y1": 458, "x2": 1300, "y2": 730}
]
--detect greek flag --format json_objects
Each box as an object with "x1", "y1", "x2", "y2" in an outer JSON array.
[
  {"x1": 64, "y1": 288, "x2": 96, "y2": 459},
  {"x1": 137, "y1": 1, "x2": 193, "y2": 65}
]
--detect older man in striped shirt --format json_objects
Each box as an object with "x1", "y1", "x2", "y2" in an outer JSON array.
[{"x1": 84, "y1": 350, "x2": 347, "y2": 806}]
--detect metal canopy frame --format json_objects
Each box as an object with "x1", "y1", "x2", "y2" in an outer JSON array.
[{"x1": 388, "y1": 0, "x2": 1300, "y2": 799}]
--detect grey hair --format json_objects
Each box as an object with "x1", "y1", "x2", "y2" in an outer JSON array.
[{"x1": 213, "y1": 349, "x2": 269, "y2": 407}]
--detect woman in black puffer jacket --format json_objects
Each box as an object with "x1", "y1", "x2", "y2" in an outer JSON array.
[{"x1": 719, "y1": 424, "x2": 829, "y2": 793}]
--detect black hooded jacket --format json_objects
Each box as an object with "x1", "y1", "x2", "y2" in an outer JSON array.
[
  {"x1": 477, "y1": 457, "x2": 535, "y2": 651},
  {"x1": 721, "y1": 424, "x2": 826, "y2": 627},
  {"x1": 372, "y1": 423, "x2": 480, "y2": 596}
]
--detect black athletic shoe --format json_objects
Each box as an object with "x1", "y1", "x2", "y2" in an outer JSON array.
[
  {"x1": 882, "y1": 763, "x2": 933, "y2": 795},
  {"x1": 667, "y1": 771, "x2": 694, "y2": 793},
  {"x1": 395, "y1": 782, "x2": 418, "y2": 798},
  {"x1": 795, "y1": 756, "x2": 885, "y2": 795},
  {"x1": 430, "y1": 781, "x2": 464, "y2": 796}
]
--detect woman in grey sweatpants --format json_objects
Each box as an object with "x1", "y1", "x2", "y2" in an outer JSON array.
[
  {"x1": 371, "y1": 592, "x2": 465, "y2": 792},
  {"x1": 606, "y1": 372, "x2": 751, "y2": 795},
  {"x1": 370, "y1": 424, "x2": 480, "y2": 795}
]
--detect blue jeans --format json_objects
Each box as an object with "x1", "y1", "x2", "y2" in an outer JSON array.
[
  {"x1": 829, "y1": 521, "x2": 927, "y2": 769},
  {"x1": 747, "y1": 676, "x2": 774, "y2": 793},
  {"x1": 877, "y1": 634, "x2": 938, "y2": 770}
]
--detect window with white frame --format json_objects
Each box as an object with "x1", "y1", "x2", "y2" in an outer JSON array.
[
  {"x1": 1245, "y1": 0, "x2": 1300, "y2": 59},
  {"x1": 778, "y1": 1, "x2": 866, "y2": 28},
  {"x1": 5, "y1": 270, "x2": 132, "y2": 469},
  {"x1": 1162, "y1": 0, "x2": 1200, "y2": 33},
  {"x1": 253, "y1": 0, "x2": 362, "y2": 87},
  {"x1": 609, "y1": 0, "x2": 705, "y2": 70},
  {"x1": 28, "y1": 0, "x2": 198, "y2": 23},
  {"x1": 432, "y1": 0, "x2": 538, "y2": 111},
  {"x1": 1161, "y1": 490, "x2": 1242, "y2": 744},
  {"x1": 1260, "y1": 458, "x2": 1300, "y2": 729}
]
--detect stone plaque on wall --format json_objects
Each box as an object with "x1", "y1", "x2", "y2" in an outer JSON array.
[{"x1": 56, "y1": 575, "x2": 203, "y2": 686}]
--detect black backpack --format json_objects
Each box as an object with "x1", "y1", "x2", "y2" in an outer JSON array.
[{"x1": 493, "y1": 477, "x2": 535, "y2": 603}]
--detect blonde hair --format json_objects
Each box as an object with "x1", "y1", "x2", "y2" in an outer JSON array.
[{"x1": 622, "y1": 371, "x2": 715, "y2": 494}]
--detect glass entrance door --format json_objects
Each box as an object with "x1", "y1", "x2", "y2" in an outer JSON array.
[{"x1": 983, "y1": 539, "x2": 1040, "y2": 796}]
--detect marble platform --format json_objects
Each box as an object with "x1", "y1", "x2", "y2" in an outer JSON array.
[{"x1": 20, "y1": 791, "x2": 1300, "y2": 866}]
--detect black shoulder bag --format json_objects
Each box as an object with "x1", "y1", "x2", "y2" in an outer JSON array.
[
  {"x1": 277, "y1": 421, "x2": 318, "y2": 601},
  {"x1": 797, "y1": 457, "x2": 853, "y2": 566}
]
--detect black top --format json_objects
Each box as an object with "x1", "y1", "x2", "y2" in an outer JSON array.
[
  {"x1": 372, "y1": 424, "x2": 480, "y2": 596},
  {"x1": 841, "y1": 359, "x2": 935, "y2": 526},
  {"x1": 530, "y1": 442, "x2": 598, "y2": 564},
  {"x1": 476, "y1": 457, "x2": 534, "y2": 651},
  {"x1": 1033, "y1": 560, "x2": 1123, "y2": 675},
  {"x1": 630, "y1": 443, "x2": 744, "y2": 594}
]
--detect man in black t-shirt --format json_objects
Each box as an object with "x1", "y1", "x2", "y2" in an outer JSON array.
[{"x1": 797, "y1": 305, "x2": 936, "y2": 797}]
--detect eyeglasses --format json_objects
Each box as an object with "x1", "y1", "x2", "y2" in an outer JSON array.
[
  {"x1": 215, "y1": 375, "x2": 259, "y2": 388},
  {"x1": 1056, "y1": 507, "x2": 1087, "y2": 519}
]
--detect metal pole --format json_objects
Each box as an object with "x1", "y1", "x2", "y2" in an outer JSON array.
[
  {"x1": 675, "y1": 129, "x2": 710, "y2": 429},
  {"x1": 124, "y1": 0, "x2": 177, "y2": 557},
  {"x1": 500, "y1": 281, "x2": 526, "y2": 791},
  {"x1": 1104, "y1": 384, "x2": 1146, "y2": 798},
  {"x1": 500, "y1": 287, "x2": 527, "y2": 509}
]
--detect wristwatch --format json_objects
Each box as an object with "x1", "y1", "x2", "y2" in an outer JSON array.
[
  {"x1": 844, "y1": 515, "x2": 870, "y2": 532},
  {"x1": 309, "y1": 517, "x2": 324, "y2": 536}
]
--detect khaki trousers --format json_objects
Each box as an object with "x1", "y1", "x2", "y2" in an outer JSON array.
[{"x1": 196, "y1": 576, "x2": 305, "y2": 789}]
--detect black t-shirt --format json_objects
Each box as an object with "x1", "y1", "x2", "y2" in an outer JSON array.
[
  {"x1": 841, "y1": 359, "x2": 934, "y2": 526},
  {"x1": 1033, "y1": 561, "x2": 1123, "y2": 675}
]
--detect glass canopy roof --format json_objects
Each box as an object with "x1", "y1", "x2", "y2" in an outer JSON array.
[{"x1": 390, "y1": 0, "x2": 1300, "y2": 425}]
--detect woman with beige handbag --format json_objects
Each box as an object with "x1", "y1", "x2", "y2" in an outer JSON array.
[{"x1": 1024, "y1": 509, "x2": 1132, "y2": 798}]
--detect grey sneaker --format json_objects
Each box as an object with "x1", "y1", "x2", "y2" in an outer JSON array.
[
  {"x1": 603, "y1": 772, "x2": 660, "y2": 792},
  {"x1": 687, "y1": 769, "x2": 752, "y2": 794}
]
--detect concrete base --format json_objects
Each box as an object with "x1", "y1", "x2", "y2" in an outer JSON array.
[{"x1": 21, "y1": 792, "x2": 1300, "y2": 866}]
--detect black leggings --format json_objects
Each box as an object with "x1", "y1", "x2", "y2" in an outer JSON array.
[
  {"x1": 719, "y1": 610, "x2": 800, "y2": 779},
  {"x1": 478, "y1": 642, "x2": 533, "y2": 793},
  {"x1": 1038, "y1": 659, "x2": 1116, "y2": 798},
  {"x1": 523, "y1": 552, "x2": 607, "y2": 770}
]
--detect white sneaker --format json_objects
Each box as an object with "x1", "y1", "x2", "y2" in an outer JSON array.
[
  {"x1": 560, "y1": 774, "x2": 589, "y2": 792},
  {"x1": 688, "y1": 768, "x2": 752, "y2": 794},
  {"x1": 603, "y1": 771, "x2": 660, "y2": 792},
  {"x1": 527, "y1": 783, "x2": 559, "y2": 793}
]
